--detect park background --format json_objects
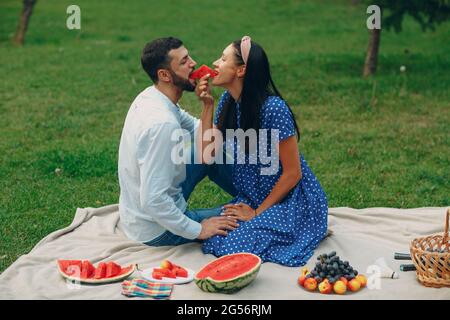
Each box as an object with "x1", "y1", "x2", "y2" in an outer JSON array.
[{"x1": 0, "y1": 0, "x2": 448, "y2": 273}]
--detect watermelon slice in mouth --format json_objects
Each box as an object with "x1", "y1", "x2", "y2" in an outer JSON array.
[{"x1": 189, "y1": 65, "x2": 218, "y2": 80}]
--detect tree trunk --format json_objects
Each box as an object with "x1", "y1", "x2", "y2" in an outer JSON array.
[
  {"x1": 12, "y1": 0, "x2": 37, "y2": 46},
  {"x1": 363, "y1": 28, "x2": 381, "y2": 77}
]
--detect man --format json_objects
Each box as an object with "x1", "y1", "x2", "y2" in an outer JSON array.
[{"x1": 118, "y1": 37, "x2": 238, "y2": 246}]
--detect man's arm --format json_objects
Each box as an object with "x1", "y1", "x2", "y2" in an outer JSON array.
[
  {"x1": 137, "y1": 123, "x2": 201, "y2": 239},
  {"x1": 178, "y1": 107, "x2": 199, "y2": 136}
]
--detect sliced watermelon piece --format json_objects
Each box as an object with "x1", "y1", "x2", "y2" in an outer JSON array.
[
  {"x1": 189, "y1": 65, "x2": 218, "y2": 80},
  {"x1": 159, "y1": 260, "x2": 189, "y2": 278},
  {"x1": 161, "y1": 268, "x2": 176, "y2": 278},
  {"x1": 58, "y1": 260, "x2": 82, "y2": 276},
  {"x1": 94, "y1": 262, "x2": 107, "y2": 279},
  {"x1": 58, "y1": 260, "x2": 136, "y2": 283},
  {"x1": 105, "y1": 261, "x2": 121, "y2": 278},
  {"x1": 152, "y1": 271, "x2": 164, "y2": 280},
  {"x1": 174, "y1": 267, "x2": 188, "y2": 278},
  {"x1": 81, "y1": 260, "x2": 96, "y2": 279}
]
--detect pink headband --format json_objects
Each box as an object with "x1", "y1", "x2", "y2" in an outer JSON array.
[{"x1": 240, "y1": 36, "x2": 251, "y2": 64}]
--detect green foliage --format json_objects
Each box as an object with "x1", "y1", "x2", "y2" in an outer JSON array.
[{"x1": 370, "y1": 0, "x2": 450, "y2": 32}]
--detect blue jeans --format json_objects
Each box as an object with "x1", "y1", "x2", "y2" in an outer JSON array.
[{"x1": 144, "y1": 150, "x2": 237, "y2": 247}]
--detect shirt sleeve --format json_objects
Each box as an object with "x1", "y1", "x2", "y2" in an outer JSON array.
[
  {"x1": 265, "y1": 97, "x2": 296, "y2": 141},
  {"x1": 178, "y1": 107, "x2": 199, "y2": 136},
  {"x1": 213, "y1": 91, "x2": 230, "y2": 126},
  {"x1": 136, "y1": 123, "x2": 201, "y2": 240}
]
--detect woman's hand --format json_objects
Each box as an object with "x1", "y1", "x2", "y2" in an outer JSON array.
[
  {"x1": 195, "y1": 74, "x2": 214, "y2": 106},
  {"x1": 222, "y1": 203, "x2": 255, "y2": 222}
]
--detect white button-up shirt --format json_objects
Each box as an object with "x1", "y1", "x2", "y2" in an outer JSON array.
[{"x1": 118, "y1": 86, "x2": 201, "y2": 243}]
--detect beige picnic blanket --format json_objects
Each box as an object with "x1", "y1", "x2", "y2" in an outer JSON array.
[{"x1": 0, "y1": 204, "x2": 449, "y2": 300}]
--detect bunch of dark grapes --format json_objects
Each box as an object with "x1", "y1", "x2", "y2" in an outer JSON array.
[{"x1": 305, "y1": 251, "x2": 358, "y2": 284}]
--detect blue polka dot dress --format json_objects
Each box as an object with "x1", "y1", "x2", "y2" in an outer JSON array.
[{"x1": 202, "y1": 91, "x2": 328, "y2": 267}]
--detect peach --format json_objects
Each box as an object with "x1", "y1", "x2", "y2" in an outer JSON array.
[
  {"x1": 355, "y1": 274, "x2": 367, "y2": 287},
  {"x1": 304, "y1": 278, "x2": 318, "y2": 291},
  {"x1": 298, "y1": 274, "x2": 307, "y2": 287},
  {"x1": 160, "y1": 260, "x2": 173, "y2": 270},
  {"x1": 333, "y1": 280, "x2": 347, "y2": 294},
  {"x1": 347, "y1": 278, "x2": 361, "y2": 292},
  {"x1": 298, "y1": 267, "x2": 310, "y2": 287},
  {"x1": 339, "y1": 276, "x2": 348, "y2": 286},
  {"x1": 300, "y1": 267, "x2": 310, "y2": 276},
  {"x1": 318, "y1": 279, "x2": 332, "y2": 294}
]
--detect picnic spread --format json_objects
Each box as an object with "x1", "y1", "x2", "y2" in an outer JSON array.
[{"x1": 0, "y1": 204, "x2": 448, "y2": 300}]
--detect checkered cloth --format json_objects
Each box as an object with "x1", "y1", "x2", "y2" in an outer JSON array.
[{"x1": 121, "y1": 278, "x2": 173, "y2": 299}]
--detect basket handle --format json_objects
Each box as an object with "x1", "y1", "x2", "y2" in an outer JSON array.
[{"x1": 443, "y1": 208, "x2": 450, "y2": 245}]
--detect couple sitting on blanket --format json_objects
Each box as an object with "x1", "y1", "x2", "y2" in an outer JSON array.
[{"x1": 118, "y1": 36, "x2": 328, "y2": 267}]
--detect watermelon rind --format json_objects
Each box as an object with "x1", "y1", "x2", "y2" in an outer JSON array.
[
  {"x1": 57, "y1": 261, "x2": 136, "y2": 284},
  {"x1": 194, "y1": 253, "x2": 262, "y2": 294}
]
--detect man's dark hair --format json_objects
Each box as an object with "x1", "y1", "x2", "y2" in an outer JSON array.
[{"x1": 141, "y1": 37, "x2": 183, "y2": 83}]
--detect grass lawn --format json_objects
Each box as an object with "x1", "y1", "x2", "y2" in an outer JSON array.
[{"x1": 0, "y1": 0, "x2": 448, "y2": 273}]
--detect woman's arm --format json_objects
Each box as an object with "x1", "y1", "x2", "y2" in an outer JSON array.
[
  {"x1": 254, "y1": 135, "x2": 302, "y2": 215},
  {"x1": 223, "y1": 135, "x2": 302, "y2": 221},
  {"x1": 195, "y1": 74, "x2": 216, "y2": 164}
]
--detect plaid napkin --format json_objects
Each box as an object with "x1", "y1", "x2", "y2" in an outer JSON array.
[{"x1": 121, "y1": 278, "x2": 173, "y2": 299}]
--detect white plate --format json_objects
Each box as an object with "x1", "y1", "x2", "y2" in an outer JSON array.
[{"x1": 140, "y1": 267, "x2": 195, "y2": 284}]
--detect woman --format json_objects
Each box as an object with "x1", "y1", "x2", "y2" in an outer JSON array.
[{"x1": 195, "y1": 36, "x2": 328, "y2": 267}]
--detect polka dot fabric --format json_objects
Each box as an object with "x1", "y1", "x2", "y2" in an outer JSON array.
[{"x1": 204, "y1": 91, "x2": 328, "y2": 267}]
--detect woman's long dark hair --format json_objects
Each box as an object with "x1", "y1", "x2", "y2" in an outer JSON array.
[{"x1": 217, "y1": 39, "x2": 300, "y2": 143}]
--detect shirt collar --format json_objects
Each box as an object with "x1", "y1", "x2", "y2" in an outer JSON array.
[{"x1": 149, "y1": 85, "x2": 181, "y2": 115}]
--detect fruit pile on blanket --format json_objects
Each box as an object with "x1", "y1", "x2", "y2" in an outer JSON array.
[
  {"x1": 57, "y1": 260, "x2": 136, "y2": 283},
  {"x1": 298, "y1": 251, "x2": 367, "y2": 295},
  {"x1": 152, "y1": 260, "x2": 188, "y2": 279},
  {"x1": 194, "y1": 253, "x2": 262, "y2": 294}
]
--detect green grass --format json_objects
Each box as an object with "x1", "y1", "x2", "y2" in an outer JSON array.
[{"x1": 0, "y1": 0, "x2": 449, "y2": 273}]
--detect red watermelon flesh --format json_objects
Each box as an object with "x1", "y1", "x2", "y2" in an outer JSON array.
[
  {"x1": 189, "y1": 65, "x2": 218, "y2": 80},
  {"x1": 81, "y1": 260, "x2": 96, "y2": 279},
  {"x1": 105, "y1": 261, "x2": 121, "y2": 278},
  {"x1": 152, "y1": 271, "x2": 164, "y2": 280},
  {"x1": 196, "y1": 253, "x2": 260, "y2": 281},
  {"x1": 159, "y1": 260, "x2": 189, "y2": 278},
  {"x1": 58, "y1": 260, "x2": 135, "y2": 281},
  {"x1": 94, "y1": 262, "x2": 107, "y2": 279},
  {"x1": 174, "y1": 267, "x2": 188, "y2": 278},
  {"x1": 58, "y1": 260, "x2": 82, "y2": 276},
  {"x1": 161, "y1": 268, "x2": 176, "y2": 278}
]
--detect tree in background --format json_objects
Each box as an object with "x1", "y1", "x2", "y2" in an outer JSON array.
[
  {"x1": 363, "y1": 0, "x2": 450, "y2": 77},
  {"x1": 12, "y1": 0, "x2": 37, "y2": 46}
]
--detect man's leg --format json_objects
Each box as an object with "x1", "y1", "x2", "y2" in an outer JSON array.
[
  {"x1": 143, "y1": 206, "x2": 222, "y2": 247},
  {"x1": 181, "y1": 145, "x2": 237, "y2": 201},
  {"x1": 181, "y1": 161, "x2": 209, "y2": 201},
  {"x1": 207, "y1": 160, "x2": 237, "y2": 197}
]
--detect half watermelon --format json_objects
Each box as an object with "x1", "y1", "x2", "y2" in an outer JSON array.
[{"x1": 194, "y1": 253, "x2": 261, "y2": 294}]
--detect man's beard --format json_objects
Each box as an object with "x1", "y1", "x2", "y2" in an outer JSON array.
[{"x1": 169, "y1": 69, "x2": 195, "y2": 92}]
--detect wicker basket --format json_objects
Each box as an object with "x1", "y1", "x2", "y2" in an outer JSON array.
[{"x1": 410, "y1": 208, "x2": 450, "y2": 288}]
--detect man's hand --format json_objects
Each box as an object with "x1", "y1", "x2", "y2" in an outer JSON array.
[
  {"x1": 197, "y1": 216, "x2": 239, "y2": 240},
  {"x1": 195, "y1": 74, "x2": 214, "y2": 106}
]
